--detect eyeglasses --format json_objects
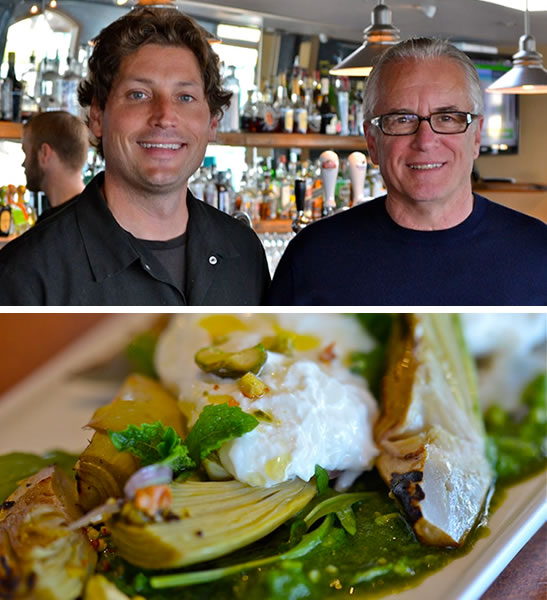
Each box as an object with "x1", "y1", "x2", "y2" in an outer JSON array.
[{"x1": 370, "y1": 111, "x2": 478, "y2": 136}]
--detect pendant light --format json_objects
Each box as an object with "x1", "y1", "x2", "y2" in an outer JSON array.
[
  {"x1": 486, "y1": 0, "x2": 547, "y2": 94},
  {"x1": 329, "y1": 1, "x2": 400, "y2": 77}
]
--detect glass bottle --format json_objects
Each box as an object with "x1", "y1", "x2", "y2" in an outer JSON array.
[
  {"x1": 305, "y1": 77, "x2": 321, "y2": 134},
  {"x1": 291, "y1": 75, "x2": 308, "y2": 134},
  {"x1": 257, "y1": 79, "x2": 278, "y2": 133},
  {"x1": 39, "y1": 55, "x2": 62, "y2": 111},
  {"x1": 21, "y1": 52, "x2": 39, "y2": 119},
  {"x1": 1, "y1": 52, "x2": 22, "y2": 122},
  {"x1": 0, "y1": 186, "x2": 12, "y2": 237},
  {"x1": 319, "y1": 77, "x2": 336, "y2": 135},
  {"x1": 62, "y1": 56, "x2": 81, "y2": 117},
  {"x1": 241, "y1": 89, "x2": 257, "y2": 132},
  {"x1": 219, "y1": 65, "x2": 240, "y2": 133},
  {"x1": 276, "y1": 73, "x2": 294, "y2": 134}
]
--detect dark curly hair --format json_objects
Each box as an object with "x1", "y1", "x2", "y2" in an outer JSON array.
[{"x1": 78, "y1": 7, "x2": 231, "y2": 156}]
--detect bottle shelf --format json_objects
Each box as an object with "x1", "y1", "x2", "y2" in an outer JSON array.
[
  {"x1": 0, "y1": 121, "x2": 23, "y2": 140},
  {"x1": 215, "y1": 132, "x2": 366, "y2": 150}
]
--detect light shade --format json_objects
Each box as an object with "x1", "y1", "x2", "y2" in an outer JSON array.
[
  {"x1": 330, "y1": 3, "x2": 400, "y2": 77},
  {"x1": 486, "y1": 34, "x2": 547, "y2": 94}
]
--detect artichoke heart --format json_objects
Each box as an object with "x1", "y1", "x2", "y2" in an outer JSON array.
[
  {"x1": 75, "y1": 374, "x2": 186, "y2": 512},
  {"x1": 110, "y1": 478, "x2": 316, "y2": 569},
  {"x1": 375, "y1": 314, "x2": 493, "y2": 547},
  {"x1": 0, "y1": 465, "x2": 97, "y2": 600}
]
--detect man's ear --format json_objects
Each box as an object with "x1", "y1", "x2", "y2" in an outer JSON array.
[
  {"x1": 364, "y1": 122, "x2": 379, "y2": 165},
  {"x1": 208, "y1": 114, "x2": 218, "y2": 143},
  {"x1": 472, "y1": 115, "x2": 484, "y2": 160},
  {"x1": 37, "y1": 142, "x2": 52, "y2": 168},
  {"x1": 89, "y1": 97, "x2": 104, "y2": 139}
]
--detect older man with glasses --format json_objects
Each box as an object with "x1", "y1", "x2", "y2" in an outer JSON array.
[{"x1": 268, "y1": 37, "x2": 546, "y2": 306}]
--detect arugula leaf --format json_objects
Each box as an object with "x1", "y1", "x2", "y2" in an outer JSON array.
[
  {"x1": 349, "y1": 347, "x2": 386, "y2": 399},
  {"x1": 354, "y1": 314, "x2": 393, "y2": 344},
  {"x1": 314, "y1": 464, "x2": 329, "y2": 496},
  {"x1": 109, "y1": 422, "x2": 195, "y2": 474},
  {"x1": 185, "y1": 403, "x2": 259, "y2": 464}
]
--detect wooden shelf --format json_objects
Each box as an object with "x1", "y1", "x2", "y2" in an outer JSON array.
[
  {"x1": 254, "y1": 219, "x2": 293, "y2": 234},
  {"x1": 215, "y1": 132, "x2": 366, "y2": 150},
  {"x1": 0, "y1": 121, "x2": 23, "y2": 140}
]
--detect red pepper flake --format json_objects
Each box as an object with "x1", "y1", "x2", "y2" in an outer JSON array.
[
  {"x1": 227, "y1": 397, "x2": 240, "y2": 407},
  {"x1": 213, "y1": 384, "x2": 220, "y2": 390},
  {"x1": 319, "y1": 343, "x2": 337, "y2": 363}
]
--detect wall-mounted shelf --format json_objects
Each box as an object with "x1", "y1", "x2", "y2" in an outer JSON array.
[
  {"x1": 0, "y1": 121, "x2": 23, "y2": 140},
  {"x1": 215, "y1": 132, "x2": 366, "y2": 150}
]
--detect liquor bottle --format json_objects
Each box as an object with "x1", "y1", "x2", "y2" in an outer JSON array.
[
  {"x1": 291, "y1": 74, "x2": 308, "y2": 134},
  {"x1": 1, "y1": 52, "x2": 22, "y2": 122},
  {"x1": 21, "y1": 52, "x2": 39, "y2": 119},
  {"x1": 62, "y1": 56, "x2": 81, "y2": 117},
  {"x1": 304, "y1": 77, "x2": 321, "y2": 134},
  {"x1": 219, "y1": 65, "x2": 240, "y2": 132},
  {"x1": 0, "y1": 186, "x2": 12, "y2": 236},
  {"x1": 350, "y1": 80, "x2": 365, "y2": 136},
  {"x1": 276, "y1": 73, "x2": 294, "y2": 134},
  {"x1": 203, "y1": 157, "x2": 219, "y2": 208},
  {"x1": 336, "y1": 77, "x2": 350, "y2": 136},
  {"x1": 276, "y1": 156, "x2": 293, "y2": 219},
  {"x1": 216, "y1": 171, "x2": 231, "y2": 213},
  {"x1": 257, "y1": 79, "x2": 278, "y2": 133},
  {"x1": 39, "y1": 54, "x2": 62, "y2": 111},
  {"x1": 320, "y1": 150, "x2": 339, "y2": 217},
  {"x1": 319, "y1": 77, "x2": 336, "y2": 135},
  {"x1": 241, "y1": 89, "x2": 257, "y2": 132}
]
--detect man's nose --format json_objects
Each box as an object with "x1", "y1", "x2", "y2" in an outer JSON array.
[
  {"x1": 150, "y1": 94, "x2": 177, "y2": 127},
  {"x1": 411, "y1": 118, "x2": 438, "y2": 148}
]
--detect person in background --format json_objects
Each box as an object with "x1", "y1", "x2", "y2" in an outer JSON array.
[
  {"x1": 0, "y1": 7, "x2": 269, "y2": 306},
  {"x1": 22, "y1": 111, "x2": 88, "y2": 222},
  {"x1": 268, "y1": 37, "x2": 546, "y2": 306}
]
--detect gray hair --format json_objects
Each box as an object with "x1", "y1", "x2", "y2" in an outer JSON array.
[{"x1": 363, "y1": 37, "x2": 484, "y2": 120}]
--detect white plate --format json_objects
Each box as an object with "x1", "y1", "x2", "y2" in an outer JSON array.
[{"x1": 0, "y1": 314, "x2": 545, "y2": 600}]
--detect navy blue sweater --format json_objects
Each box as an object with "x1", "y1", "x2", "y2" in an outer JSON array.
[{"x1": 267, "y1": 194, "x2": 547, "y2": 306}]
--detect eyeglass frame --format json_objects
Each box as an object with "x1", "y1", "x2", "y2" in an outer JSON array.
[{"x1": 369, "y1": 111, "x2": 479, "y2": 136}]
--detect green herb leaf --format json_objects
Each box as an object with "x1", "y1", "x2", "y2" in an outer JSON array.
[
  {"x1": 304, "y1": 492, "x2": 371, "y2": 529},
  {"x1": 124, "y1": 331, "x2": 160, "y2": 379},
  {"x1": 109, "y1": 422, "x2": 195, "y2": 474},
  {"x1": 354, "y1": 314, "x2": 393, "y2": 344},
  {"x1": 314, "y1": 464, "x2": 329, "y2": 496},
  {"x1": 185, "y1": 403, "x2": 259, "y2": 464}
]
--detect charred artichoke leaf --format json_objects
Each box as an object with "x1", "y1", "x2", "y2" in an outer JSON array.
[
  {"x1": 375, "y1": 314, "x2": 493, "y2": 547},
  {"x1": 110, "y1": 478, "x2": 316, "y2": 569},
  {"x1": 76, "y1": 374, "x2": 186, "y2": 512},
  {"x1": 0, "y1": 465, "x2": 97, "y2": 600}
]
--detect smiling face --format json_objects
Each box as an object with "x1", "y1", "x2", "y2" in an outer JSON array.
[
  {"x1": 364, "y1": 58, "x2": 483, "y2": 220},
  {"x1": 89, "y1": 43, "x2": 218, "y2": 200}
]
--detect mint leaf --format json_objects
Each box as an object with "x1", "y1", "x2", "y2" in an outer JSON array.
[
  {"x1": 185, "y1": 404, "x2": 259, "y2": 464},
  {"x1": 125, "y1": 331, "x2": 160, "y2": 379},
  {"x1": 109, "y1": 422, "x2": 195, "y2": 474},
  {"x1": 314, "y1": 464, "x2": 329, "y2": 495}
]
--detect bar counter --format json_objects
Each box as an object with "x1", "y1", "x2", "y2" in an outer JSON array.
[{"x1": 0, "y1": 314, "x2": 544, "y2": 600}]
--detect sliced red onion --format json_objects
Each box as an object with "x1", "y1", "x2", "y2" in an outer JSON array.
[
  {"x1": 124, "y1": 465, "x2": 173, "y2": 499},
  {"x1": 69, "y1": 498, "x2": 123, "y2": 530}
]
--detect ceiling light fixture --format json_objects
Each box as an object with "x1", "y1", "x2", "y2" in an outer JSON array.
[
  {"x1": 329, "y1": 1, "x2": 400, "y2": 77},
  {"x1": 486, "y1": 0, "x2": 547, "y2": 94}
]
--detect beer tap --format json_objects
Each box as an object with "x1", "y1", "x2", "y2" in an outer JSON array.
[
  {"x1": 319, "y1": 150, "x2": 339, "y2": 217},
  {"x1": 348, "y1": 152, "x2": 368, "y2": 205}
]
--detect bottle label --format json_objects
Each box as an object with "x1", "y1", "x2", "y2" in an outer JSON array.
[
  {"x1": 294, "y1": 109, "x2": 308, "y2": 134},
  {"x1": 282, "y1": 108, "x2": 294, "y2": 133},
  {"x1": 0, "y1": 208, "x2": 12, "y2": 235}
]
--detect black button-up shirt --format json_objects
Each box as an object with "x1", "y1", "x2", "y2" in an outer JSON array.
[{"x1": 0, "y1": 173, "x2": 270, "y2": 306}]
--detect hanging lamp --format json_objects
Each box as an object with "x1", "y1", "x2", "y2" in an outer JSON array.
[
  {"x1": 329, "y1": 1, "x2": 400, "y2": 76},
  {"x1": 486, "y1": 0, "x2": 547, "y2": 94}
]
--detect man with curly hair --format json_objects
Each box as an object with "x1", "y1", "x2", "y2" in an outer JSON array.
[{"x1": 0, "y1": 7, "x2": 269, "y2": 306}]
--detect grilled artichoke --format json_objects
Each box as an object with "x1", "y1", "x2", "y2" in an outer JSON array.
[
  {"x1": 110, "y1": 478, "x2": 316, "y2": 569},
  {"x1": 374, "y1": 314, "x2": 493, "y2": 547},
  {"x1": 0, "y1": 465, "x2": 97, "y2": 600},
  {"x1": 75, "y1": 374, "x2": 186, "y2": 512}
]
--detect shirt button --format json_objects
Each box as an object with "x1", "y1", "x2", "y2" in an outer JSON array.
[
  {"x1": 144, "y1": 263, "x2": 151, "y2": 271},
  {"x1": 208, "y1": 255, "x2": 218, "y2": 265}
]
